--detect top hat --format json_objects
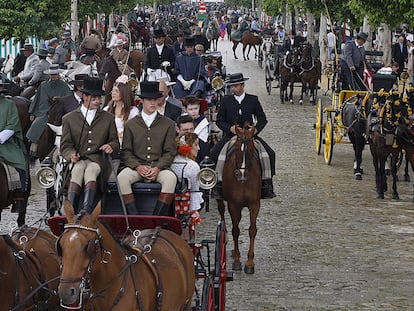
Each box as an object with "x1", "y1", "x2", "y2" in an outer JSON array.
[
  {"x1": 36, "y1": 48, "x2": 49, "y2": 57},
  {"x1": 184, "y1": 36, "x2": 196, "y2": 47},
  {"x1": 70, "y1": 74, "x2": 89, "y2": 85},
  {"x1": 81, "y1": 78, "x2": 105, "y2": 96},
  {"x1": 153, "y1": 28, "x2": 166, "y2": 37},
  {"x1": 356, "y1": 31, "x2": 368, "y2": 41},
  {"x1": 114, "y1": 39, "x2": 125, "y2": 46},
  {"x1": 44, "y1": 64, "x2": 64, "y2": 75},
  {"x1": 20, "y1": 43, "x2": 34, "y2": 51},
  {"x1": 62, "y1": 32, "x2": 71, "y2": 39},
  {"x1": 138, "y1": 81, "x2": 164, "y2": 99},
  {"x1": 225, "y1": 73, "x2": 249, "y2": 85}
]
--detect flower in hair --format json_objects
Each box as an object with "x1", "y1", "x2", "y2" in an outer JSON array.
[
  {"x1": 178, "y1": 144, "x2": 192, "y2": 156},
  {"x1": 115, "y1": 74, "x2": 128, "y2": 84}
]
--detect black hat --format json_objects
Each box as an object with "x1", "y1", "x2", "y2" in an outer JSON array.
[
  {"x1": 154, "y1": 28, "x2": 166, "y2": 37},
  {"x1": 70, "y1": 74, "x2": 89, "y2": 85},
  {"x1": 36, "y1": 48, "x2": 49, "y2": 57},
  {"x1": 81, "y1": 78, "x2": 105, "y2": 96},
  {"x1": 20, "y1": 43, "x2": 34, "y2": 51},
  {"x1": 356, "y1": 31, "x2": 368, "y2": 41},
  {"x1": 138, "y1": 81, "x2": 164, "y2": 99},
  {"x1": 184, "y1": 36, "x2": 196, "y2": 47},
  {"x1": 225, "y1": 73, "x2": 249, "y2": 85}
]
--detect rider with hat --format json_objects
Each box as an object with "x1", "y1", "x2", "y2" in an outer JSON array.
[
  {"x1": 210, "y1": 72, "x2": 276, "y2": 199},
  {"x1": 173, "y1": 36, "x2": 207, "y2": 99},
  {"x1": 49, "y1": 37, "x2": 68, "y2": 69},
  {"x1": 117, "y1": 81, "x2": 177, "y2": 216},
  {"x1": 61, "y1": 78, "x2": 119, "y2": 213},
  {"x1": 339, "y1": 31, "x2": 372, "y2": 90},
  {"x1": 13, "y1": 43, "x2": 39, "y2": 85},
  {"x1": 0, "y1": 77, "x2": 29, "y2": 214},
  {"x1": 28, "y1": 48, "x2": 51, "y2": 86}
]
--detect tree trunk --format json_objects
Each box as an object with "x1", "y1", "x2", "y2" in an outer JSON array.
[
  {"x1": 362, "y1": 15, "x2": 372, "y2": 51},
  {"x1": 377, "y1": 23, "x2": 392, "y2": 65},
  {"x1": 319, "y1": 13, "x2": 328, "y2": 68}
]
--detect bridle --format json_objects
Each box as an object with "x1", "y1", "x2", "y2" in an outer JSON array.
[{"x1": 234, "y1": 135, "x2": 256, "y2": 182}]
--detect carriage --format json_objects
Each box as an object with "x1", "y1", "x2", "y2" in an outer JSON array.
[{"x1": 258, "y1": 38, "x2": 284, "y2": 95}]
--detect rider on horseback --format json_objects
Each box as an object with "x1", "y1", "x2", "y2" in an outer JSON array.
[
  {"x1": 0, "y1": 78, "x2": 29, "y2": 212},
  {"x1": 210, "y1": 73, "x2": 276, "y2": 199}
]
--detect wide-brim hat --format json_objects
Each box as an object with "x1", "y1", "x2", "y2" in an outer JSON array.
[
  {"x1": 62, "y1": 32, "x2": 71, "y2": 39},
  {"x1": 70, "y1": 74, "x2": 89, "y2": 85},
  {"x1": 81, "y1": 78, "x2": 105, "y2": 96},
  {"x1": 184, "y1": 36, "x2": 196, "y2": 47},
  {"x1": 49, "y1": 37, "x2": 59, "y2": 45},
  {"x1": 356, "y1": 31, "x2": 368, "y2": 41},
  {"x1": 36, "y1": 48, "x2": 49, "y2": 57},
  {"x1": 138, "y1": 81, "x2": 164, "y2": 99},
  {"x1": 225, "y1": 73, "x2": 249, "y2": 85},
  {"x1": 114, "y1": 39, "x2": 125, "y2": 46},
  {"x1": 47, "y1": 47, "x2": 55, "y2": 54},
  {"x1": 153, "y1": 28, "x2": 166, "y2": 37},
  {"x1": 44, "y1": 64, "x2": 64, "y2": 75},
  {"x1": 20, "y1": 43, "x2": 34, "y2": 51}
]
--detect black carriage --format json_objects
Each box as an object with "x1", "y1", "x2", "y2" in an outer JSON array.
[{"x1": 263, "y1": 40, "x2": 284, "y2": 95}]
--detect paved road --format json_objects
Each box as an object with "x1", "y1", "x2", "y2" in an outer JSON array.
[{"x1": 2, "y1": 38, "x2": 414, "y2": 310}]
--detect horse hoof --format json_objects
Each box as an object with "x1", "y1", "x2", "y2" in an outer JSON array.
[
  {"x1": 232, "y1": 262, "x2": 242, "y2": 271},
  {"x1": 244, "y1": 265, "x2": 255, "y2": 274},
  {"x1": 299, "y1": 100, "x2": 303, "y2": 105},
  {"x1": 290, "y1": 100, "x2": 294, "y2": 104},
  {"x1": 404, "y1": 175, "x2": 410, "y2": 182},
  {"x1": 355, "y1": 173, "x2": 362, "y2": 180},
  {"x1": 377, "y1": 194, "x2": 385, "y2": 199},
  {"x1": 392, "y1": 194, "x2": 400, "y2": 200}
]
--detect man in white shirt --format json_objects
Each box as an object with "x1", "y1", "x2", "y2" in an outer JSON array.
[{"x1": 327, "y1": 30, "x2": 336, "y2": 61}]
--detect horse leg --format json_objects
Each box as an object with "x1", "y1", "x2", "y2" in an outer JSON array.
[
  {"x1": 299, "y1": 83, "x2": 305, "y2": 105},
  {"x1": 217, "y1": 199, "x2": 225, "y2": 221},
  {"x1": 228, "y1": 203, "x2": 242, "y2": 271},
  {"x1": 244, "y1": 201, "x2": 260, "y2": 274},
  {"x1": 253, "y1": 45, "x2": 258, "y2": 59},
  {"x1": 404, "y1": 154, "x2": 410, "y2": 181},
  {"x1": 232, "y1": 42, "x2": 238, "y2": 59},
  {"x1": 372, "y1": 150, "x2": 384, "y2": 199},
  {"x1": 391, "y1": 151, "x2": 400, "y2": 200},
  {"x1": 289, "y1": 80, "x2": 294, "y2": 104},
  {"x1": 242, "y1": 44, "x2": 247, "y2": 61}
]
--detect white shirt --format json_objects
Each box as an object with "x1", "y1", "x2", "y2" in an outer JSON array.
[
  {"x1": 327, "y1": 32, "x2": 336, "y2": 48},
  {"x1": 156, "y1": 44, "x2": 164, "y2": 55},
  {"x1": 234, "y1": 92, "x2": 245, "y2": 104},
  {"x1": 80, "y1": 105, "x2": 97, "y2": 125},
  {"x1": 141, "y1": 111, "x2": 157, "y2": 128}
]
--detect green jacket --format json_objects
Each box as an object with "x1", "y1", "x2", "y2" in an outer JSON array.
[{"x1": 122, "y1": 114, "x2": 177, "y2": 170}]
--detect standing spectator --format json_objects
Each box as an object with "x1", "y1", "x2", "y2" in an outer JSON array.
[
  {"x1": 250, "y1": 18, "x2": 260, "y2": 34},
  {"x1": 407, "y1": 34, "x2": 414, "y2": 85},
  {"x1": 28, "y1": 48, "x2": 51, "y2": 86},
  {"x1": 276, "y1": 25, "x2": 285, "y2": 41},
  {"x1": 13, "y1": 43, "x2": 39, "y2": 85},
  {"x1": 49, "y1": 37, "x2": 67, "y2": 69},
  {"x1": 327, "y1": 30, "x2": 336, "y2": 61},
  {"x1": 392, "y1": 35, "x2": 408, "y2": 77},
  {"x1": 219, "y1": 21, "x2": 226, "y2": 40},
  {"x1": 225, "y1": 19, "x2": 232, "y2": 41}
]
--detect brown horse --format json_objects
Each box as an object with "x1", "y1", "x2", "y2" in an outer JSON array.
[
  {"x1": 279, "y1": 48, "x2": 301, "y2": 104},
  {"x1": 231, "y1": 31, "x2": 262, "y2": 61},
  {"x1": 0, "y1": 227, "x2": 60, "y2": 310},
  {"x1": 298, "y1": 43, "x2": 322, "y2": 104},
  {"x1": 0, "y1": 96, "x2": 31, "y2": 227},
  {"x1": 57, "y1": 201, "x2": 195, "y2": 310},
  {"x1": 217, "y1": 124, "x2": 261, "y2": 274}
]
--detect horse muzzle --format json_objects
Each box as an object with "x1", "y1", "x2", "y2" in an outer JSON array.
[{"x1": 58, "y1": 281, "x2": 84, "y2": 309}]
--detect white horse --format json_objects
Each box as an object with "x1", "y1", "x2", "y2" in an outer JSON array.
[{"x1": 61, "y1": 60, "x2": 99, "y2": 83}]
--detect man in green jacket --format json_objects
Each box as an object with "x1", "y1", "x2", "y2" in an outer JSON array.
[
  {"x1": 118, "y1": 81, "x2": 177, "y2": 215},
  {"x1": 61, "y1": 78, "x2": 119, "y2": 213}
]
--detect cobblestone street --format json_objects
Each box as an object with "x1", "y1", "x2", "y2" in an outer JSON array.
[{"x1": 2, "y1": 39, "x2": 414, "y2": 310}]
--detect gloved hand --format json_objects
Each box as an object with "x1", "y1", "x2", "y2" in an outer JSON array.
[
  {"x1": 161, "y1": 61, "x2": 171, "y2": 68},
  {"x1": 188, "y1": 79, "x2": 195, "y2": 88},
  {"x1": 177, "y1": 75, "x2": 189, "y2": 89},
  {"x1": 0, "y1": 129, "x2": 14, "y2": 144},
  {"x1": 183, "y1": 80, "x2": 192, "y2": 90},
  {"x1": 146, "y1": 68, "x2": 154, "y2": 76}
]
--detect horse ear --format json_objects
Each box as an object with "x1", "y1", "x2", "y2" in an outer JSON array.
[
  {"x1": 91, "y1": 201, "x2": 102, "y2": 219},
  {"x1": 64, "y1": 200, "x2": 76, "y2": 224}
]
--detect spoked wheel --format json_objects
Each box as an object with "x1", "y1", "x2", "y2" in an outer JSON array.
[
  {"x1": 201, "y1": 275, "x2": 215, "y2": 311},
  {"x1": 214, "y1": 220, "x2": 228, "y2": 311},
  {"x1": 315, "y1": 98, "x2": 323, "y2": 154},
  {"x1": 265, "y1": 66, "x2": 272, "y2": 95},
  {"x1": 324, "y1": 117, "x2": 334, "y2": 165}
]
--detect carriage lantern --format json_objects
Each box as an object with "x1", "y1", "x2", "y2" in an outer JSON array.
[
  {"x1": 197, "y1": 156, "x2": 217, "y2": 190},
  {"x1": 35, "y1": 166, "x2": 56, "y2": 189}
]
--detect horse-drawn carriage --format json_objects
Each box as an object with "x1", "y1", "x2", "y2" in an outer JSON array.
[{"x1": 258, "y1": 38, "x2": 284, "y2": 95}]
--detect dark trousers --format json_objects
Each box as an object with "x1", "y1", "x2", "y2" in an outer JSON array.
[
  {"x1": 210, "y1": 134, "x2": 276, "y2": 176},
  {"x1": 339, "y1": 60, "x2": 366, "y2": 90},
  {"x1": 16, "y1": 168, "x2": 28, "y2": 192}
]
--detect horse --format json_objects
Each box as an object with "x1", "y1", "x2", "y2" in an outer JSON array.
[
  {"x1": 0, "y1": 227, "x2": 60, "y2": 310},
  {"x1": 217, "y1": 123, "x2": 261, "y2": 274},
  {"x1": 0, "y1": 96, "x2": 32, "y2": 227},
  {"x1": 298, "y1": 42, "x2": 322, "y2": 104},
  {"x1": 57, "y1": 201, "x2": 195, "y2": 310},
  {"x1": 279, "y1": 48, "x2": 301, "y2": 104},
  {"x1": 205, "y1": 20, "x2": 220, "y2": 51},
  {"x1": 231, "y1": 31, "x2": 262, "y2": 61},
  {"x1": 368, "y1": 93, "x2": 406, "y2": 199},
  {"x1": 341, "y1": 92, "x2": 372, "y2": 180}
]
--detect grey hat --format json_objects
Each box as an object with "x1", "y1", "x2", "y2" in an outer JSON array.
[
  {"x1": 44, "y1": 64, "x2": 64, "y2": 75},
  {"x1": 225, "y1": 73, "x2": 249, "y2": 85},
  {"x1": 49, "y1": 37, "x2": 59, "y2": 45},
  {"x1": 62, "y1": 32, "x2": 71, "y2": 39},
  {"x1": 47, "y1": 47, "x2": 55, "y2": 54},
  {"x1": 356, "y1": 31, "x2": 368, "y2": 41},
  {"x1": 36, "y1": 48, "x2": 49, "y2": 57},
  {"x1": 20, "y1": 43, "x2": 34, "y2": 51}
]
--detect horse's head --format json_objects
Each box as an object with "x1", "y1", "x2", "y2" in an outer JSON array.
[
  {"x1": 57, "y1": 201, "x2": 105, "y2": 309},
  {"x1": 232, "y1": 123, "x2": 257, "y2": 182}
]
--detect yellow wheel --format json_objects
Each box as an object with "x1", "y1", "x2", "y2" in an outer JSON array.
[
  {"x1": 315, "y1": 98, "x2": 323, "y2": 154},
  {"x1": 324, "y1": 118, "x2": 334, "y2": 165}
]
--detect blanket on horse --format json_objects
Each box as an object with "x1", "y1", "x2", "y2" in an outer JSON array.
[
  {"x1": 0, "y1": 162, "x2": 21, "y2": 190},
  {"x1": 215, "y1": 136, "x2": 271, "y2": 182}
]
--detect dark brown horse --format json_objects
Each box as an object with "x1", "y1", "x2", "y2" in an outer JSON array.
[
  {"x1": 298, "y1": 43, "x2": 322, "y2": 104},
  {"x1": 279, "y1": 48, "x2": 301, "y2": 104},
  {"x1": 0, "y1": 227, "x2": 60, "y2": 310},
  {"x1": 217, "y1": 124, "x2": 261, "y2": 274},
  {"x1": 0, "y1": 96, "x2": 31, "y2": 226},
  {"x1": 57, "y1": 201, "x2": 195, "y2": 310},
  {"x1": 231, "y1": 31, "x2": 262, "y2": 60}
]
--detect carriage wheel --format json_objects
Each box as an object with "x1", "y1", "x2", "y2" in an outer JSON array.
[
  {"x1": 201, "y1": 275, "x2": 215, "y2": 311},
  {"x1": 214, "y1": 220, "x2": 227, "y2": 311},
  {"x1": 324, "y1": 118, "x2": 334, "y2": 165},
  {"x1": 315, "y1": 98, "x2": 323, "y2": 155},
  {"x1": 265, "y1": 67, "x2": 272, "y2": 95}
]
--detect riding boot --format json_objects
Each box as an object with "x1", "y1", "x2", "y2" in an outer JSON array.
[
  {"x1": 82, "y1": 181, "x2": 97, "y2": 214},
  {"x1": 122, "y1": 193, "x2": 137, "y2": 215},
  {"x1": 11, "y1": 189, "x2": 27, "y2": 213},
  {"x1": 153, "y1": 192, "x2": 175, "y2": 216},
  {"x1": 67, "y1": 182, "x2": 82, "y2": 214},
  {"x1": 261, "y1": 179, "x2": 276, "y2": 199}
]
